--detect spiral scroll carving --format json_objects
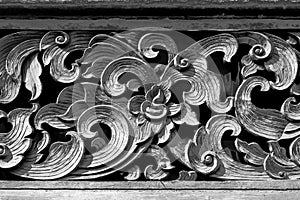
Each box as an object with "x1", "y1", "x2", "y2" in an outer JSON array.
[{"x1": 1, "y1": 29, "x2": 300, "y2": 180}]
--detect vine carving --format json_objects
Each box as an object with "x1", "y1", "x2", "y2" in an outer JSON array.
[{"x1": 0, "y1": 29, "x2": 300, "y2": 180}]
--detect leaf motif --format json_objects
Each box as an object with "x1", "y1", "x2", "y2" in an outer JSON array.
[
  {"x1": 144, "y1": 145, "x2": 174, "y2": 180},
  {"x1": 235, "y1": 138, "x2": 268, "y2": 166},
  {"x1": 263, "y1": 151, "x2": 300, "y2": 180},
  {"x1": 263, "y1": 141, "x2": 300, "y2": 180},
  {"x1": 138, "y1": 32, "x2": 178, "y2": 63},
  {"x1": 68, "y1": 104, "x2": 152, "y2": 179},
  {"x1": 161, "y1": 33, "x2": 237, "y2": 113},
  {"x1": 11, "y1": 131, "x2": 85, "y2": 180},
  {"x1": 187, "y1": 114, "x2": 269, "y2": 179},
  {"x1": 40, "y1": 31, "x2": 93, "y2": 83},
  {"x1": 281, "y1": 97, "x2": 300, "y2": 120},
  {"x1": 237, "y1": 32, "x2": 298, "y2": 90},
  {"x1": 264, "y1": 154, "x2": 290, "y2": 179},
  {"x1": 265, "y1": 33, "x2": 298, "y2": 90},
  {"x1": 79, "y1": 34, "x2": 140, "y2": 79},
  {"x1": 5, "y1": 30, "x2": 300, "y2": 181},
  {"x1": 0, "y1": 104, "x2": 38, "y2": 168},
  {"x1": 186, "y1": 127, "x2": 220, "y2": 175},
  {"x1": 101, "y1": 56, "x2": 159, "y2": 97},
  {"x1": 137, "y1": 120, "x2": 166, "y2": 144},
  {"x1": 157, "y1": 121, "x2": 174, "y2": 145},
  {"x1": 235, "y1": 76, "x2": 289, "y2": 140},
  {"x1": 34, "y1": 82, "x2": 108, "y2": 130},
  {"x1": 24, "y1": 53, "x2": 42, "y2": 100},
  {"x1": 262, "y1": 139, "x2": 300, "y2": 180},
  {"x1": 290, "y1": 136, "x2": 300, "y2": 166},
  {"x1": 57, "y1": 100, "x2": 89, "y2": 121},
  {"x1": 35, "y1": 131, "x2": 51, "y2": 163},
  {"x1": 236, "y1": 31, "x2": 272, "y2": 77},
  {"x1": 268, "y1": 141, "x2": 290, "y2": 165},
  {"x1": 0, "y1": 32, "x2": 43, "y2": 104}
]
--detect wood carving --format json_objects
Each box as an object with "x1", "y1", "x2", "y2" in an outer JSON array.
[{"x1": 1, "y1": 29, "x2": 300, "y2": 181}]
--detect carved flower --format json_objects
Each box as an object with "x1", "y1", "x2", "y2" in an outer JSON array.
[
  {"x1": 128, "y1": 82, "x2": 199, "y2": 144},
  {"x1": 128, "y1": 85, "x2": 176, "y2": 123}
]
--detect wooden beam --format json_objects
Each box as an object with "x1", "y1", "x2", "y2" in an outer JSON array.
[
  {"x1": 0, "y1": 189, "x2": 299, "y2": 200},
  {"x1": 0, "y1": 0, "x2": 300, "y2": 18},
  {"x1": 0, "y1": 181, "x2": 300, "y2": 190},
  {"x1": 0, "y1": 18, "x2": 300, "y2": 30}
]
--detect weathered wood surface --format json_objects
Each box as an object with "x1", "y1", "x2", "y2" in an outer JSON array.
[
  {"x1": 0, "y1": 0, "x2": 300, "y2": 9},
  {"x1": 0, "y1": 180, "x2": 300, "y2": 190},
  {"x1": 0, "y1": 1, "x2": 299, "y2": 200},
  {"x1": 0, "y1": 0, "x2": 300, "y2": 18},
  {"x1": 0, "y1": 181, "x2": 300, "y2": 199},
  {"x1": 1, "y1": 18, "x2": 300, "y2": 30},
  {"x1": 1, "y1": 190, "x2": 300, "y2": 200}
]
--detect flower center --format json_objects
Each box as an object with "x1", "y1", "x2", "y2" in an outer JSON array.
[{"x1": 144, "y1": 104, "x2": 168, "y2": 120}]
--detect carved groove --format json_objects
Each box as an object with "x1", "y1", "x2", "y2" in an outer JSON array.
[{"x1": 1, "y1": 29, "x2": 300, "y2": 181}]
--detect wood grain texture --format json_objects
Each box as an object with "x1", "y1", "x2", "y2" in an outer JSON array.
[
  {"x1": 0, "y1": 1, "x2": 299, "y2": 200},
  {"x1": 0, "y1": 181, "x2": 299, "y2": 190},
  {"x1": 0, "y1": 0, "x2": 300, "y2": 18},
  {"x1": 0, "y1": 0, "x2": 300, "y2": 9},
  {"x1": 1, "y1": 190, "x2": 300, "y2": 200},
  {"x1": 2, "y1": 181, "x2": 300, "y2": 199},
  {"x1": 0, "y1": 18, "x2": 300, "y2": 30}
]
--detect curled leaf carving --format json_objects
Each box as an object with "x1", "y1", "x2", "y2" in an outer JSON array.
[
  {"x1": 161, "y1": 33, "x2": 238, "y2": 113},
  {"x1": 0, "y1": 32, "x2": 43, "y2": 104},
  {"x1": 235, "y1": 139, "x2": 268, "y2": 166},
  {"x1": 144, "y1": 145, "x2": 174, "y2": 180},
  {"x1": 138, "y1": 32, "x2": 178, "y2": 62},
  {"x1": 235, "y1": 76, "x2": 289, "y2": 140},
  {"x1": 0, "y1": 104, "x2": 38, "y2": 168},
  {"x1": 1, "y1": 30, "x2": 300, "y2": 181},
  {"x1": 11, "y1": 131, "x2": 84, "y2": 180},
  {"x1": 41, "y1": 31, "x2": 93, "y2": 83},
  {"x1": 101, "y1": 56, "x2": 159, "y2": 97}
]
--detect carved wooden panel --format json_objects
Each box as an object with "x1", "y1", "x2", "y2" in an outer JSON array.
[
  {"x1": 2, "y1": 0, "x2": 300, "y2": 199},
  {"x1": 1, "y1": 29, "x2": 300, "y2": 181}
]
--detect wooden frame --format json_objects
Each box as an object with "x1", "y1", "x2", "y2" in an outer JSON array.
[
  {"x1": 0, "y1": 180, "x2": 299, "y2": 199},
  {"x1": 2, "y1": 0, "x2": 300, "y2": 199}
]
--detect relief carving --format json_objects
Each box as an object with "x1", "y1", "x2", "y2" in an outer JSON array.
[{"x1": 0, "y1": 29, "x2": 299, "y2": 180}]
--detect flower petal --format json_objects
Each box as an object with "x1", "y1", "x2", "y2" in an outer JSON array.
[
  {"x1": 168, "y1": 103, "x2": 182, "y2": 116},
  {"x1": 153, "y1": 89, "x2": 165, "y2": 104},
  {"x1": 164, "y1": 90, "x2": 172, "y2": 104},
  {"x1": 159, "y1": 80, "x2": 172, "y2": 103},
  {"x1": 137, "y1": 120, "x2": 165, "y2": 143},
  {"x1": 137, "y1": 121, "x2": 152, "y2": 143},
  {"x1": 157, "y1": 122, "x2": 175, "y2": 144},
  {"x1": 151, "y1": 120, "x2": 166, "y2": 134},
  {"x1": 128, "y1": 95, "x2": 145, "y2": 114},
  {"x1": 141, "y1": 100, "x2": 152, "y2": 113},
  {"x1": 145, "y1": 104, "x2": 168, "y2": 121},
  {"x1": 145, "y1": 85, "x2": 160, "y2": 102},
  {"x1": 126, "y1": 79, "x2": 142, "y2": 92},
  {"x1": 136, "y1": 113, "x2": 146, "y2": 125}
]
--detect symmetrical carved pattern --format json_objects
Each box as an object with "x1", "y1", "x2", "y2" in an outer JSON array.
[{"x1": 1, "y1": 29, "x2": 300, "y2": 180}]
